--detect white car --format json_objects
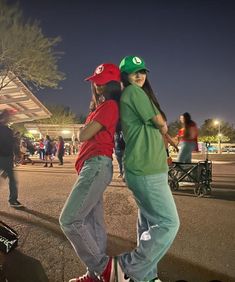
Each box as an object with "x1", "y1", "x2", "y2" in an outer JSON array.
[{"x1": 222, "y1": 145, "x2": 235, "y2": 153}]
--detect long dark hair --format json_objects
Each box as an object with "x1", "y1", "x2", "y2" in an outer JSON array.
[
  {"x1": 182, "y1": 112, "x2": 195, "y2": 138},
  {"x1": 182, "y1": 112, "x2": 193, "y2": 126},
  {"x1": 90, "y1": 81, "x2": 122, "y2": 133},
  {"x1": 121, "y1": 72, "x2": 167, "y2": 120},
  {"x1": 91, "y1": 81, "x2": 121, "y2": 106}
]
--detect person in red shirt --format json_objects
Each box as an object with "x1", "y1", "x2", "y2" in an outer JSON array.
[
  {"x1": 59, "y1": 63, "x2": 121, "y2": 282},
  {"x1": 176, "y1": 112, "x2": 198, "y2": 163},
  {"x1": 38, "y1": 138, "x2": 45, "y2": 160}
]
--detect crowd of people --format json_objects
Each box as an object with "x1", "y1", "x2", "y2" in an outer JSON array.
[
  {"x1": 11, "y1": 133, "x2": 78, "y2": 167},
  {"x1": 0, "y1": 55, "x2": 199, "y2": 282}
]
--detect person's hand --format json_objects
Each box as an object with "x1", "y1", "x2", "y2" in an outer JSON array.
[{"x1": 159, "y1": 123, "x2": 168, "y2": 135}]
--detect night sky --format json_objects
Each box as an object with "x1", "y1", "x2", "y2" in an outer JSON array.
[{"x1": 12, "y1": 0, "x2": 235, "y2": 126}]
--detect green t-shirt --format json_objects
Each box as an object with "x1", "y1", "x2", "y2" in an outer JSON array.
[{"x1": 120, "y1": 84, "x2": 168, "y2": 175}]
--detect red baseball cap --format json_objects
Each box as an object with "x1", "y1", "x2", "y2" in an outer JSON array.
[{"x1": 85, "y1": 63, "x2": 121, "y2": 85}]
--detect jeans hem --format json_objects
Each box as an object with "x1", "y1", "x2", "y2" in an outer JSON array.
[{"x1": 118, "y1": 256, "x2": 136, "y2": 281}]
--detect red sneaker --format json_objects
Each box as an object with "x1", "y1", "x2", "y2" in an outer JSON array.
[
  {"x1": 99, "y1": 257, "x2": 115, "y2": 282},
  {"x1": 69, "y1": 272, "x2": 100, "y2": 282}
]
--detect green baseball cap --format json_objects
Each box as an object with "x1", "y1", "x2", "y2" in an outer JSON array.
[{"x1": 119, "y1": 55, "x2": 149, "y2": 74}]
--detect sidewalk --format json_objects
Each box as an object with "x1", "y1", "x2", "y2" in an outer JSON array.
[{"x1": 0, "y1": 155, "x2": 234, "y2": 282}]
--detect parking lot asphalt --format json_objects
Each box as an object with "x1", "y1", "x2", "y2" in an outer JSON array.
[{"x1": 0, "y1": 154, "x2": 234, "y2": 282}]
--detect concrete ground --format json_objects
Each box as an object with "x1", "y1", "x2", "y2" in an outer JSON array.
[{"x1": 0, "y1": 154, "x2": 234, "y2": 282}]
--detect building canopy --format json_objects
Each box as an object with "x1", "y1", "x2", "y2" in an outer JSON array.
[
  {"x1": 24, "y1": 123, "x2": 83, "y2": 139},
  {"x1": 0, "y1": 73, "x2": 51, "y2": 123}
]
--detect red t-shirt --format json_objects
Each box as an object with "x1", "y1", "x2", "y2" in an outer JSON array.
[
  {"x1": 178, "y1": 122, "x2": 199, "y2": 151},
  {"x1": 75, "y1": 100, "x2": 119, "y2": 173}
]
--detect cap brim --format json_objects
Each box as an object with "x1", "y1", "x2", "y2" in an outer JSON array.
[
  {"x1": 123, "y1": 66, "x2": 149, "y2": 74},
  {"x1": 84, "y1": 75, "x2": 107, "y2": 85},
  {"x1": 134, "y1": 67, "x2": 149, "y2": 73},
  {"x1": 84, "y1": 75, "x2": 94, "y2": 81},
  {"x1": 85, "y1": 74, "x2": 120, "y2": 85}
]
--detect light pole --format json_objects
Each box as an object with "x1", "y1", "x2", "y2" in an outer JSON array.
[{"x1": 214, "y1": 120, "x2": 221, "y2": 154}]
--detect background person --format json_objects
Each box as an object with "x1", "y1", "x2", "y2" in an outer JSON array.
[
  {"x1": 0, "y1": 110, "x2": 22, "y2": 207},
  {"x1": 38, "y1": 138, "x2": 45, "y2": 160},
  {"x1": 19, "y1": 139, "x2": 27, "y2": 164},
  {"x1": 59, "y1": 63, "x2": 121, "y2": 282},
  {"x1": 176, "y1": 112, "x2": 198, "y2": 163},
  {"x1": 114, "y1": 121, "x2": 125, "y2": 178},
  {"x1": 13, "y1": 131, "x2": 21, "y2": 166},
  {"x1": 116, "y1": 55, "x2": 180, "y2": 282},
  {"x1": 44, "y1": 135, "x2": 53, "y2": 167},
  {"x1": 57, "y1": 136, "x2": 65, "y2": 165}
]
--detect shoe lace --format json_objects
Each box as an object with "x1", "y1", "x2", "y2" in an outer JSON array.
[{"x1": 77, "y1": 273, "x2": 92, "y2": 282}]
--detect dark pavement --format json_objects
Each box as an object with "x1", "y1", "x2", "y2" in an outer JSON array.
[{"x1": 0, "y1": 154, "x2": 234, "y2": 282}]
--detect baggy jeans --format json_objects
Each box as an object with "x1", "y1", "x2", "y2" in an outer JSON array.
[
  {"x1": 118, "y1": 171, "x2": 180, "y2": 281},
  {"x1": 177, "y1": 141, "x2": 195, "y2": 163},
  {"x1": 0, "y1": 156, "x2": 18, "y2": 203},
  {"x1": 59, "y1": 156, "x2": 113, "y2": 274}
]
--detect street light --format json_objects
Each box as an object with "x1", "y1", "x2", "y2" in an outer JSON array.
[
  {"x1": 214, "y1": 120, "x2": 221, "y2": 154},
  {"x1": 61, "y1": 130, "x2": 71, "y2": 134}
]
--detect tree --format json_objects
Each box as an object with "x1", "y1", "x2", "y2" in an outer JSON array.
[
  {"x1": 77, "y1": 114, "x2": 87, "y2": 124},
  {"x1": 168, "y1": 120, "x2": 181, "y2": 137},
  {"x1": 198, "y1": 135, "x2": 230, "y2": 143},
  {"x1": 35, "y1": 105, "x2": 80, "y2": 124},
  {"x1": 199, "y1": 119, "x2": 235, "y2": 143},
  {"x1": 0, "y1": 0, "x2": 65, "y2": 91},
  {"x1": 199, "y1": 119, "x2": 217, "y2": 137},
  {"x1": 11, "y1": 105, "x2": 83, "y2": 136},
  {"x1": 11, "y1": 122, "x2": 28, "y2": 135}
]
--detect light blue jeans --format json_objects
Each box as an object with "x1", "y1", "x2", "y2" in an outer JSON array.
[
  {"x1": 59, "y1": 156, "x2": 113, "y2": 275},
  {"x1": 118, "y1": 171, "x2": 180, "y2": 281},
  {"x1": 177, "y1": 141, "x2": 195, "y2": 163}
]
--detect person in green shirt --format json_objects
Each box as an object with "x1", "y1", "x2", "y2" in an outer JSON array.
[{"x1": 114, "y1": 56, "x2": 180, "y2": 282}]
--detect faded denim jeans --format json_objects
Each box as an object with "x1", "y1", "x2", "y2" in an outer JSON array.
[
  {"x1": 59, "y1": 156, "x2": 113, "y2": 274},
  {"x1": 118, "y1": 171, "x2": 180, "y2": 281},
  {"x1": 177, "y1": 141, "x2": 195, "y2": 163}
]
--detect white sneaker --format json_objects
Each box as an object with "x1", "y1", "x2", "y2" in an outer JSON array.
[
  {"x1": 114, "y1": 257, "x2": 162, "y2": 282},
  {"x1": 150, "y1": 278, "x2": 162, "y2": 282}
]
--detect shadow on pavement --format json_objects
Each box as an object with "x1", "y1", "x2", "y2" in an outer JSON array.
[
  {"x1": 0, "y1": 210, "x2": 64, "y2": 239},
  {"x1": 16, "y1": 207, "x2": 59, "y2": 224},
  {"x1": 173, "y1": 186, "x2": 235, "y2": 202},
  {"x1": 0, "y1": 250, "x2": 49, "y2": 282},
  {"x1": 0, "y1": 211, "x2": 234, "y2": 281},
  {"x1": 107, "y1": 238, "x2": 234, "y2": 282}
]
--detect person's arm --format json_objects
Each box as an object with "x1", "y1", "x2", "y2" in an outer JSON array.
[
  {"x1": 175, "y1": 129, "x2": 183, "y2": 145},
  {"x1": 151, "y1": 114, "x2": 168, "y2": 135},
  {"x1": 78, "y1": 120, "x2": 103, "y2": 142}
]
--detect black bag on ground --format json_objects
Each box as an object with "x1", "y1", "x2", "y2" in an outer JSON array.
[{"x1": 0, "y1": 221, "x2": 18, "y2": 254}]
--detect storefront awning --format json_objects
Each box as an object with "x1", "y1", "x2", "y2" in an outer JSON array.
[{"x1": 24, "y1": 123, "x2": 83, "y2": 139}]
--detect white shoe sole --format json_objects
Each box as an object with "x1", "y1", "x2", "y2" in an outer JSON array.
[{"x1": 114, "y1": 257, "x2": 129, "y2": 282}]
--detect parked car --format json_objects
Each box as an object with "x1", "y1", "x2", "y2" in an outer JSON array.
[
  {"x1": 207, "y1": 145, "x2": 218, "y2": 153},
  {"x1": 222, "y1": 145, "x2": 235, "y2": 153}
]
